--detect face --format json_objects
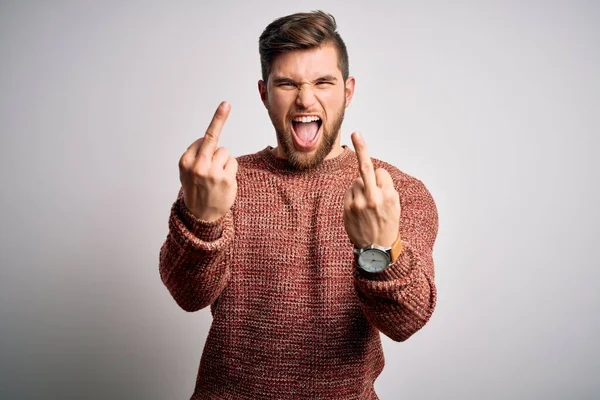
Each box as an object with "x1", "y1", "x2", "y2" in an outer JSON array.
[{"x1": 259, "y1": 44, "x2": 355, "y2": 170}]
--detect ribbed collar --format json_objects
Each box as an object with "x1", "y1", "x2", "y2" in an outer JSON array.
[{"x1": 258, "y1": 145, "x2": 355, "y2": 175}]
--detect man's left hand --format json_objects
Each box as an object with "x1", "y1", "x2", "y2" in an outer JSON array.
[{"x1": 343, "y1": 132, "x2": 401, "y2": 248}]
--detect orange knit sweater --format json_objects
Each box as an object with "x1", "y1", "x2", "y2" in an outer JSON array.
[{"x1": 159, "y1": 145, "x2": 439, "y2": 399}]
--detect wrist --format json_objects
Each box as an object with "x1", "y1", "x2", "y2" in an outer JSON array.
[{"x1": 354, "y1": 233, "x2": 403, "y2": 273}]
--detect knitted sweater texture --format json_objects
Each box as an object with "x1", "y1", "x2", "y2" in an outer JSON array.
[{"x1": 159, "y1": 145, "x2": 439, "y2": 400}]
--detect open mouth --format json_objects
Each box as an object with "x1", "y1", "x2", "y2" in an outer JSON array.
[{"x1": 291, "y1": 116, "x2": 323, "y2": 150}]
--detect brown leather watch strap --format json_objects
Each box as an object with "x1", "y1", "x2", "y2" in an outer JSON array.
[{"x1": 390, "y1": 234, "x2": 404, "y2": 264}]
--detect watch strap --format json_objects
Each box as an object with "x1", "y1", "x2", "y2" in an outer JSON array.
[{"x1": 390, "y1": 234, "x2": 404, "y2": 264}]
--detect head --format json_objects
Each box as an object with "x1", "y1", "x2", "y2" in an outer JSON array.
[{"x1": 258, "y1": 10, "x2": 355, "y2": 170}]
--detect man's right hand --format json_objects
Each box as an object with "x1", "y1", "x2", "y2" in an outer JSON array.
[{"x1": 178, "y1": 101, "x2": 238, "y2": 222}]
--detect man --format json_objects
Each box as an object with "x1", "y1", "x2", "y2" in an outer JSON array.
[{"x1": 159, "y1": 10, "x2": 438, "y2": 400}]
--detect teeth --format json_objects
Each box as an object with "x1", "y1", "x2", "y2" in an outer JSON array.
[{"x1": 293, "y1": 116, "x2": 321, "y2": 123}]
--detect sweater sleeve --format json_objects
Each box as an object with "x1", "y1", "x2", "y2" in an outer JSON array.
[
  {"x1": 353, "y1": 175, "x2": 439, "y2": 342},
  {"x1": 159, "y1": 188, "x2": 234, "y2": 312}
]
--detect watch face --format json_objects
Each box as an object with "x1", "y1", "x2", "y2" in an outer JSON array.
[{"x1": 358, "y1": 249, "x2": 390, "y2": 273}]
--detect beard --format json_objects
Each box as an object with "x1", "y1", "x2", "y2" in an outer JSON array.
[{"x1": 268, "y1": 103, "x2": 346, "y2": 170}]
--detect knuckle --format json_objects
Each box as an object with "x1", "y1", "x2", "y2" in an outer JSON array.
[
  {"x1": 204, "y1": 131, "x2": 216, "y2": 142},
  {"x1": 366, "y1": 199, "x2": 378, "y2": 209},
  {"x1": 375, "y1": 167, "x2": 390, "y2": 180},
  {"x1": 351, "y1": 198, "x2": 366, "y2": 212},
  {"x1": 225, "y1": 176, "x2": 237, "y2": 187},
  {"x1": 213, "y1": 147, "x2": 230, "y2": 163},
  {"x1": 181, "y1": 154, "x2": 199, "y2": 171},
  {"x1": 197, "y1": 152, "x2": 212, "y2": 164},
  {"x1": 178, "y1": 155, "x2": 190, "y2": 170},
  {"x1": 210, "y1": 164, "x2": 226, "y2": 177},
  {"x1": 387, "y1": 193, "x2": 396, "y2": 203},
  {"x1": 192, "y1": 163, "x2": 209, "y2": 178},
  {"x1": 359, "y1": 163, "x2": 371, "y2": 175}
]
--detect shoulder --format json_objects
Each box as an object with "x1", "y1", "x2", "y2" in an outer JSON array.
[
  {"x1": 234, "y1": 150, "x2": 263, "y2": 166},
  {"x1": 232, "y1": 148, "x2": 269, "y2": 173}
]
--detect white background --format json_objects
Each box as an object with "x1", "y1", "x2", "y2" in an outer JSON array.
[{"x1": 1, "y1": 1, "x2": 598, "y2": 399}]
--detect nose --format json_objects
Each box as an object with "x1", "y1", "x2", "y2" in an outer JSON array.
[{"x1": 295, "y1": 83, "x2": 317, "y2": 109}]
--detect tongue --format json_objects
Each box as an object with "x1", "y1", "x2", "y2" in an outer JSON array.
[{"x1": 295, "y1": 121, "x2": 319, "y2": 142}]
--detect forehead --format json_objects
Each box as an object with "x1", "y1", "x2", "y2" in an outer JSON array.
[{"x1": 270, "y1": 45, "x2": 341, "y2": 81}]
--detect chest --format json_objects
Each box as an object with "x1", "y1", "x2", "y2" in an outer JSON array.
[{"x1": 228, "y1": 173, "x2": 355, "y2": 295}]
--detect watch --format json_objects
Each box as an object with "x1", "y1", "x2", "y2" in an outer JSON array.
[{"x1": 354, "y1": 235, "x2": 403, "y2": 273}]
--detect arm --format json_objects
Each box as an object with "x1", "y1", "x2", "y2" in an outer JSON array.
[
  {"x1": 353, "y1": 177, "x2": 438, "y2": 341},
  {"x1": 159, "y1": 188, "x2": 234, "y2": 312}
]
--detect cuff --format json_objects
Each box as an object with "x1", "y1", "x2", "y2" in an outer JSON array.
[{"x1": 169, "y1": 197, "x2": 233, "y2": 251}]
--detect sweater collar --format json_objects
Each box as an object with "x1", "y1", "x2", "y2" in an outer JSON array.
[{"x1": 258, "y1": 145, "x2": 354, "y2": 175}]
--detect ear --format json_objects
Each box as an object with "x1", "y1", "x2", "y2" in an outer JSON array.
[
  {"x1": 344, "y1": 76, "x2": 355, "y2": 108},
  {"x1": 258, "y1": 79, "x2": 268, "y2": 107}
]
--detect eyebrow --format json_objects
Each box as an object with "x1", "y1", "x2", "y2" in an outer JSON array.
[
  {"x1": 314, "y1": 75, "x2": 338, "y2": 82},
  {"x1": 271, "y1": 77, "x2": 295, "y2": 85},
  {"x1": 271, "y1": 75, "x2": 338, "y2": 85}
]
